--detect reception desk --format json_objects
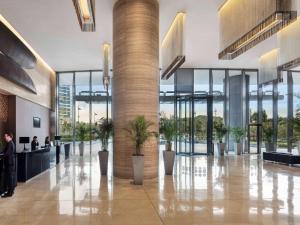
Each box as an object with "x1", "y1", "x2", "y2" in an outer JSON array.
[
  {"x1": 17, "y1": 147, "x2": 54, "y2": 182},
  {"x1": 17, "y1": 143, "x2": 71, "y2": 182}
]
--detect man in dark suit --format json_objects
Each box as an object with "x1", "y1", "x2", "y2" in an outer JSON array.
[{"x1": 1, "y1": 132, "x2": 16, "y2": 198}]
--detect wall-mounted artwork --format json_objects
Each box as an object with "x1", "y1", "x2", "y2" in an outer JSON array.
[{"x1": 33, "y1": 117, "x2": 41, "y2": 128}]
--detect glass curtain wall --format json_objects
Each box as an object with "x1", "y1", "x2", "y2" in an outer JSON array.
[
  {"x1": 57, "y1": 70, "x2": 111, "y2": 156},
  {"x1": 247, "y1": 71, "x2": 259, "y2": 153},
  {"x1": 57, "y1": 68, "x2": 300, "y2": 156},
  {"x1": 171, "y1": 68, "x2": 258, "y2": 155},
  {"x1": 292, "y1": 71, "x2": 300, "y2": 153},
  {"x1": 258, "y1": 70, "x2": 300, "y2": 154},
  {"x1": 159, "y1": 75, "x2": 175, "y2": 151}
]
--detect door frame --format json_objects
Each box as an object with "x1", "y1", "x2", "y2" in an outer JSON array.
[{"x1": 175, "y1": 94, "x2": 213, "y2": 155}]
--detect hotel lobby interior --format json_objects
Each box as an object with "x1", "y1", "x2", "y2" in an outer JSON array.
[{"x1": 0, "y1": 0, "x2": 300, "y2": 224}]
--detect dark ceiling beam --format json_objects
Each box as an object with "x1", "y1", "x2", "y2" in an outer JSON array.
[
  {"x1": 0, "y1": 53, "x2": 37, "y2": 94},
  {"x1": 0, "y1": 20, "x2": 37, "y2": 69}
]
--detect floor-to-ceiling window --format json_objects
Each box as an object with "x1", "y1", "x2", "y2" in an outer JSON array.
[
  {"x1": 212, "y1": 70, "x2": 225, "y2": 153},
  {"x1": 257, "y1": 70, "x2": 300, "y2": 154},
  {"x1": 58, "y1": 68, "x2": 263, "y2": 156},
  {"x1": 261, "y1": 82, "x2": 274, "y2": 152},
  {"x1": 159, "y1": 75, "x2": 175, "y2": 152},
  {"x1": 194, "y1": 69, "x2": 210, "y2": 154},
  {"x1": 247, "y1": 71, "x2": 259, "y2": 153},
  {"x1": 277, "y1": 72, "x2": 288, "y2": 153},
  {"x1": 58, "y1": 73, "x2": 74, "y2": 142},
  {"x1": 57, "y1": 70, "x2": 111, "y2": 156},
  {"x1": 291, "y1": 71, "x2": 300, "y2": 153}
]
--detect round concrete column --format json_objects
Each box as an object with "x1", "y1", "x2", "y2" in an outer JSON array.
[{"x1": 113, "y1": 0, "x2": 159, "y2": 179}]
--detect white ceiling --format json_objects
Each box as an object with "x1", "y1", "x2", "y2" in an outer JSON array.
[{"x1": 0, "y1": 0, "x2": 277, "y2": 71}]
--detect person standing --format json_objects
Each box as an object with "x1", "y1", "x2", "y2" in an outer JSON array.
[
  {"x1": 1, "y1": 132, "x2": 16, "y2": 198},
  {"x1": 44, "y1": 136, "x2": 50, "y2": 146}
]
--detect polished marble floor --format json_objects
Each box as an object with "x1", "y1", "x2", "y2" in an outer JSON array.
[{"x1": 1, "y1": 148, "x2": 300, "y2": 225}]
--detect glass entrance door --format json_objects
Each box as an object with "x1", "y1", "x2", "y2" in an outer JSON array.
[
  {"x1": 175, "y1": 95, "x2": 212, "y2": 155},
  {"x1": 176, "y1": 95, "x2": 192, "y2": 155},
  {"x1": 193, "y1": 98, "x2": 208, "y2": 154}
]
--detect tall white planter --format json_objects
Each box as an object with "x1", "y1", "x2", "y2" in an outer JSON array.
[
  {"x1": 132, "y1": 155, "x2": 144, "y2": 185},
  {"x1": 79, "y1": 142, "x2": 84, "y2": 156},
  {"x1": 98, "y1": 151, "x2": 109, "y2": 175},
  {"x1": 234, "y1": 143, "x2": 242, "y2": 155},
  {"x1": 217, "y1": 143, "x2": 226, "y2": 156}
]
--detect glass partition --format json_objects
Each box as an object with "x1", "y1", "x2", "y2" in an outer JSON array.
[
  {"x1": 277, "y1": 73, "x2": 288, "y2": 153},
  {"x1": 57, "y1": 70, "x2": 111, "y2": 155},
  {"x1": 58, "y1": 73, "x2": 74, "y2": 142},
  {"x1": 292, "y1": 71, "x2": 300, "y2": 153}
]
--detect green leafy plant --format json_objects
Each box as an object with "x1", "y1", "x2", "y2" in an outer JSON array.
[
  {"x1": 124, "y1": 115, "x2": 158, "y2": 156},
  {"x1": 160, "y1": 117, "x2": 177, "y2": 151},
  {"x1": 230, "y1": 127, "x2": 245, "y2": 143},
  {"x1": 61, "y1": 120, "x2": 72, "y2": 135},
  {"x1": 214, "y1": 121, "x2": 227, "y2": 143},
  {"x1": 94, "y1": 118, "x2": 113, "y2": 151},
  {"x1": 76, "y1": 122, "x2": 88, "y2": 142},
  {"x1": 262, "y1": 122, "x2": 273, "y2": 144}
]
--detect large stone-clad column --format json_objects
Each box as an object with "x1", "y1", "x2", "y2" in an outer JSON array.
[{"x1": 113, "y1": 0, "x2": 159, "y2": 179}]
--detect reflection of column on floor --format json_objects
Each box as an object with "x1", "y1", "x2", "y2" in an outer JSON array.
[
  {"x1": 288, "y1": 175, "x2": 294, "y2": 225},
  {"x1": 272, "y1": 173, "x2": 279, "y2": 222}
]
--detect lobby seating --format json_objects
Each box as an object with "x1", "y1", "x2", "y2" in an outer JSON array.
[{"x1": 263, "y1": 152, "x2": 300, "y2": 165}]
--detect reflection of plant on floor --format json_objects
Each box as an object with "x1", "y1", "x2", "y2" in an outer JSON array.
[{"x1": 78, "y1": 158, "x2": 87, "y2": 185}]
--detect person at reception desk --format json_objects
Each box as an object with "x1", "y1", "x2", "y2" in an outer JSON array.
[
  {"x1": 45, "y1": 136, "x2": 50, "y2": 146},
  {"x1": 1, "y1": 132, "x2": 16, "y2": 198},
  {"x1": 31, "y1": 136, "x2": 39, "y2": 151}
]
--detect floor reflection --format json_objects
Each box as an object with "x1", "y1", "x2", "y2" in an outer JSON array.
[{"x1": 0, "y1": 144, "x2": 299, "y2": 225}]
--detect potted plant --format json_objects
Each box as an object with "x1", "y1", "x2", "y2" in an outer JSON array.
[
  {"x1": 124, "y1": 115, "x2": 157, "y2": 185},
  {"x1": 94, "y1": 118, "x2": 113, "y2": 175},
  {"x1": 160, "y1": 117, "x2": 177, "y2": 175},
  {"x1": 230, "y1": 127, "x2": 245, "y2": 155},
  {"x1": 76, "y1": 122, "x2": 87, "y2": 156},
  {"x1": 214, "y1": 121, "x2": 227, "y2": 156},
  {"x1": 263, "y1": 122, "x2": 274, "y2": 152}
]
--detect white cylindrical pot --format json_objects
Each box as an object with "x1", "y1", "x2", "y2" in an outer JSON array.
[
  {"x1": 234, "y1": 143, "x2": 242, "y2": 155},
  {"x1": 132, "y1": 155, "x2": 144, "y2": 185},
  {"x1": 79, "y1": 142, "x2": 84, "y2": 156},
  {"x1": 218, "y1": 143, "x2": 226, "y2": 156}
]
